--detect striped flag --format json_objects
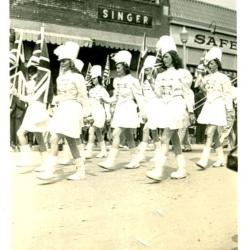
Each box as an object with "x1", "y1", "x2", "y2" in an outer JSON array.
[
  {"x1": 9, "y1": 31, "x2": 26, "y2": 105},
  {"x1": 102, "y1": 55, "x2": 110, "y2": 86},
  {"x1": 136, "y1": 33, "x2": 148, "y2": 77},
  {"x1": 85, "y1": 62, "x2": 92, "y2": 87},
  {"x1": 28, "y1": 26, "x2": 53, "y2": 104}
]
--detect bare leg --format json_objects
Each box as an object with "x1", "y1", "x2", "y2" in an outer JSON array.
[
  {"x1": 65, "y1": 136, "x2": 80, "y2": 159},
  {"x1": 34, "y1": 132, "x2": 47, "y2": 152}
]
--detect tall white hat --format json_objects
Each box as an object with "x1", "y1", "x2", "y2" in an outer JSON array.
[
  {"x1": 54, "y1": 41, "x2": 80, "y2": 61},
  {"x1": 156, "y1": 35, "x2": 177, "y2": 56},
  {"x1": 90, "y1": 65, "x2": 102, "y2": 79},
  {"x1": 204, "y1": 47, "x2": 222, "y2": 63},
  {"x1": 74, "y1": 59, "x2": 84, "y2": 72},
  {"x1": 143, "y1": 55, "x2": 156, "y2": 69},
  {"x1": 113, "y1": 50, "x2": 132, "y2": 66}
]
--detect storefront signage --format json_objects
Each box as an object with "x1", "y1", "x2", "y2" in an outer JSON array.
[
  {"x1": 194, "y1": 34, "x2": 237, "y2": 50},
  {"x1": 98, "y1": 6, "x2": 152, "y2": 27}
]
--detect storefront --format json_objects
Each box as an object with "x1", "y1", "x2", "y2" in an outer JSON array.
[
  {"x1": 10, "y1": 0, "x2": 170, "y2": 78},
  {"x1": 168, "y1": 0, "x2": 237, "y2": 79},
  {"x1": 10, "y1": 0, "x2": 237, "y2": 79}
]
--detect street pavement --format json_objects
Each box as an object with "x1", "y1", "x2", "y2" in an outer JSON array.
[{"x1": 10, "y1": 145, "x2": 237, "y2": 250}]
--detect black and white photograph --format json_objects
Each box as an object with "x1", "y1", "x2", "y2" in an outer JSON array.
[{"x1": 2, "y1": 0, "x2": 249, "y2": 249}]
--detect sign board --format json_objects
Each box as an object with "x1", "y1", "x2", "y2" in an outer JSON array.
[
  {"x1": 171, "y1": 25, "x2": 237, "y2": 55},
  {"x1": 98, "y1": 6, "x2": 152, "y2": 28}
]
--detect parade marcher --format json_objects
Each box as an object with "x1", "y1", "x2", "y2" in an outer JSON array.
[
  {"x1": 195, "y1": 47, "x2": 234, "y2": 169},
  {"x1": 84, "y1": 65, "x2": 111, "y2": 159},
  {"x1": 56, "y1": 58, "x2": 87, "y2": 165},
  {"x1": 125, "y1": 55, "x2": 162, "y2": 169},
  {"x1": 37, "y1": 41, "x2": 91, "y2": 180},
  {"x1": 12, "y1": 64, "x2": 50, "y2": 166},
  {"x1": 98, "y1": 50, "x2": 146, "y2": 170},
  {"x1": 146, "y1": 36, "x2": 195, "y2": 181}
]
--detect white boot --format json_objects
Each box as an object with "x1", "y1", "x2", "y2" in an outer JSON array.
[
  {"x1": 96, "y1": 141, "x2": 108, "y2": 158},
  {"x1": 17, "y1": 145, "x2": 35, "y2": 167},
  {"x1": 35, "y1": 151, "x2": 49, "y2": 172},
  {"x1": 37, "y1": 155, "x2": 57, "y2": 180},
  {"x1": 146, "y1": 154, "x2": 166, "y2": 181},
  {"x1": 171, "y1": 154, "x2": 187, "y2": 179},
  {"x1": 98, "y1": 148, "x2": 118, "y2": 170},
  {"x1": 213, "y1": 147, "x2": 225, "y2": 167},
  {"x1": 78, "y1": 144, "x2": 85, "y2": 160},
  {"x1": 85, "y1": 143, "x2": 94, "y2": 159},
  {"x1": 150, "y1": 141, "x2": 162, "y2": 162},
  {"x1": 196, "y1": 146, "x2": 211, "y2": 169},
  {"x1": 67, "y1": 158, "x2": 85, "y2": 180},
  {"x1": 125, "y1": 142, "x2": 147, "y2": 169}
]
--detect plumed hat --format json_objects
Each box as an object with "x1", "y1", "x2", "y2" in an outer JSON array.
[
  {"x1": 112, "y1": 50, "x2": 132, "y2": 66},
  {"x1": 204, "y1": 47, "x2": 222, "y2": 63},
  {"x1": 156, "y1": 35, "x2": 177, "y2": 56},
  {"x1": 54, "y1": 41, "x2": 80, "y2": 61},
  {"x1": 90, "y1": 65, "x2": 102, "y2": 79}
]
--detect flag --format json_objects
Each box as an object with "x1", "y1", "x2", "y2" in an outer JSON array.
[
  {"x1": 28, "y1": 26, "x2": 53, "y2": 104},
  {"x1": 136, "y1": 33, "x2": 148, "y2": 77},
  {"x1": 9, "y1": 31, "x2": 26, "y2": 105},
  {"x1": 85, "y1": 62, "x2": 92, "y2": 87},
  {"x1": 152, "y1": 50, "x2": 163, "y2": 78},
  {"x1": 102, "y1": 55, "x2": 110, "y2": 86}
]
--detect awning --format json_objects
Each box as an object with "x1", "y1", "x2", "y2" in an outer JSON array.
[
  {"x1": 10, "y1": 19, "x2": 93, "y2": 47},
  {"x1": 10, "y1": 19, "x2": 157, "y2": 52}
]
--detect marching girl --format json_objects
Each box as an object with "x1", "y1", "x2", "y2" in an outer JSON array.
[
  {"x1": 125, "y1": 55, "x2": 162, "y2": 169},
  {"x1": 37, "y1": 41, "x2": 91, "y2": 180},
  {"x1": 13, "y1": 64, "x2": 50, "y2": 167},
  {"x1": 98, "y1": 50, "x2": 146, "y2": 170},
  {"x1": 146, "y1": 36, "x2": 195, "y2": 181},
  {"x1": 84, "y1": 65, "x2": 111, "y2": 159},
  {"x1": 195, "y1": 47, "x2": 233, "y2": 169},
  {"x1": 57, "y1": 58, "x2": 87, "y2": 165}
]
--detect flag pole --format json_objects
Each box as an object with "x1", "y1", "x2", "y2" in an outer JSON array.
[
  {"x1": 136, "y1": 33, "x2": 146, "y2": 77},
  {"x1": 10, "y1": 31, "x2": 23, "y2": 107}
]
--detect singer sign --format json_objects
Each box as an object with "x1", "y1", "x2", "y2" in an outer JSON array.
[{"x1": 98, "y1": 6, "x2": 152, "y2": 27}]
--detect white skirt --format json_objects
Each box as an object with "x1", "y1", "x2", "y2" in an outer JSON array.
[
  {"x1": 145, "y1": 98, "x2": 162, "y2": 130},
  {"x1": 111, "y1": 100, "x2": 140, "y2": 128},
  {"x1": 198, "y1": 98, "x2": 227, "y2": 126},
  {"x1": 91, "y1": 103, "x2": 106, "y2": 128},
  {"x1": 156, "y1": 97, "x2": 189, "y2": 130},
  {"x1": 50, "y1": 100, "x2": 83, "y2": 138},
  {"x1": 20, "y1": 101, "x2": 50, "y2": 133}
]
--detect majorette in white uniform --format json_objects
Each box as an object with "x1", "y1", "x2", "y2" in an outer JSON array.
[
  {"x1": 37, "y1": 41, "x2": 91, "y2": 181},
  {"x1": 111, "y1": 51, "x2": 145, "y2": 129},
  {"x1": 88, "y1": 65, "x2": 111, "y2": 128},
  {"x1": 195, "y1": 47, "x2": 234, "y2": 169},
  {"x1": 146, "y1": 35, "x2": 194, "y2": 181},
  {"x1": 140, "y1": 55, "x2": 162, "y2": 130},
  {"x1": 197, "y1": 50, "x2": 232, "y2": 126},
  {"x1": 15, "y1": 64, "x2": 50, "y2": 167},
  {"x1": 154, "y1": 67, "x2": 193, "y2": 130},
  {"x1": 19, "y1": 74, "x2": 50, "y2": 133},
  {"x1": 50, "y1": 44, "x2": 90, "y2": 139},
  {"x1": 98, "y1": 50, "x2": 145, "y2": 170},
  {"x1": 84, "y1": 65, "x2": 111, "y2": 159},
  {"x1": 124, "y1": 55, "x2": 162, "y2": 169}
]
